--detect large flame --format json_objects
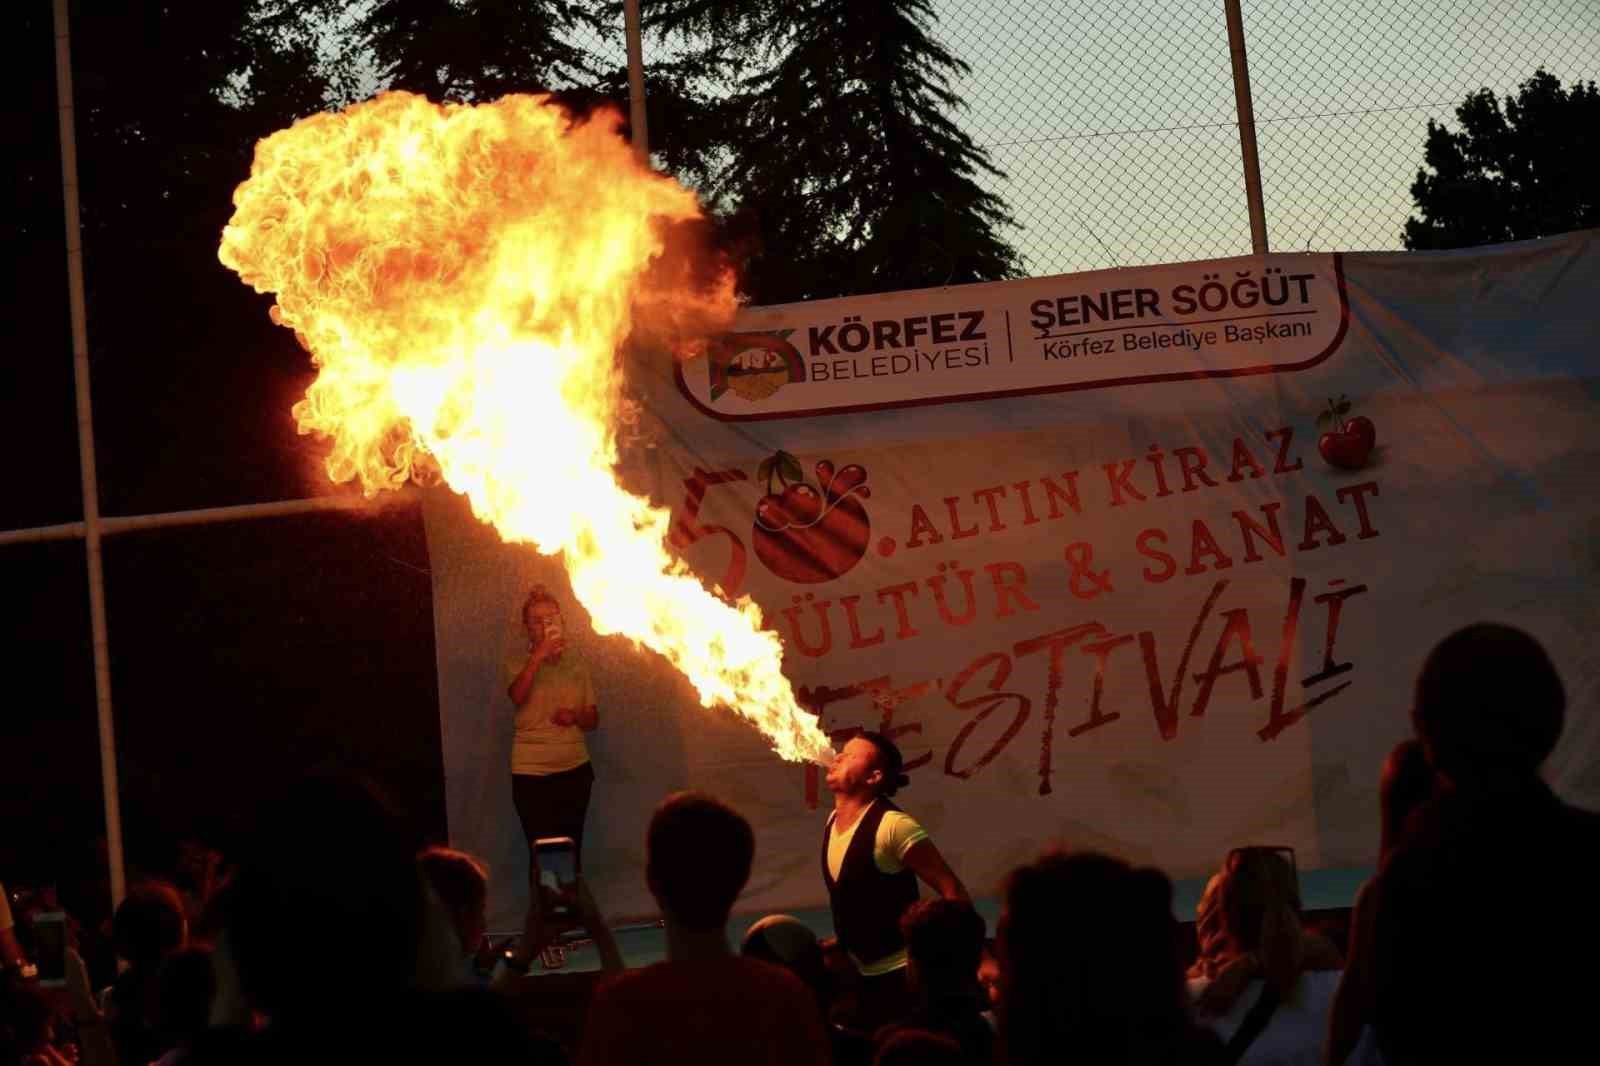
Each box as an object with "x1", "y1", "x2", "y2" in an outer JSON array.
[{"x1": 220, "y1": 91, "x2": 832, "y2": 764}]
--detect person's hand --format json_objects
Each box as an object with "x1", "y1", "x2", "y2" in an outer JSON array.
[
  {"x1": 63, "y1": 948, "x2": 96, "y2": 1017},
  {"x1": 474, "y1": 935, "x2": 502, "y2": 974},
  {"x1": 570, "y1": 876, "x2": 625, "y2": 973},
  {"x1": 552, "y1": 708, "x2": 577, "y2": 728},
  {"x1": 977, "y1": 948, "x2": 1002, "y2": 1008},
  {"x1": 1194, "y1": 952, "x2": 1261, "y2": 1017},
  {"x1": 509, "y1": 892, "x2": 554, "y2": 973}
]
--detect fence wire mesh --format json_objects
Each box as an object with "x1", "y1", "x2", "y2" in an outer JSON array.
[
  {"x1": 931, "y1": 0, "x2": 1599, "y2": 275},
  {"x1": 1245, "y1": 0, "x2": 1598, "y2": 255}
]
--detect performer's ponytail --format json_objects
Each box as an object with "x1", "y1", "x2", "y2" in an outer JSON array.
[{"x1": 857, "y1": 731, "x2": 910, "y2": 797}]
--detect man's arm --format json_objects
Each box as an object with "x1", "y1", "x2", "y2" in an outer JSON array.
[
  {"x1": 63, "y1": 948, "x2": 119, "y2": 1066},
  {"x1": 1324, "y1": 879, "x2": 1378, "y2": 1066},
  {"x1": 901, "y1": 839, "x2": 969, "y2": 901},
  {"x1": 0, "y1": 885, "x2": 20, "y2": 970},
  {"x1": 0, "y1": 926, "x2": 22, "y2": 970},
  {"x1": 573, "y1": 877, "x2": 623, "y2": 972}
]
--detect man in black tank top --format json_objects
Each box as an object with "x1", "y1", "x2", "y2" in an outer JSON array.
[{"x1": 821, "y1": 732, "x2": 969, "y2": 1033}]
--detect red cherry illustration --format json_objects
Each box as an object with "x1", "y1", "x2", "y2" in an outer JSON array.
[
  {"x1": 755, "y1": 487, "x2": 821, "y2": 545},
  {"x1": 828, "y1": 464, "x2": 870, "y2": 501},
  {"x1": 1344, "y1": 415, "x2": 1376, "y2": 453},
  {"x1": 1316, "y1": 395, "x2": 1376, "y2": 470},
  {"x1": 1318, "y1": 429, "x2": 1371, "y2": 470},
  {"x1": 753, "y1": 452, "x2": 872, "y2": 584}
]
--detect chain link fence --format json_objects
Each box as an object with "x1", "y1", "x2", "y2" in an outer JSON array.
[
  {"x1": 933, "y1": 0, "x2": 1599, "y2": 275},
  {"x1": 343, "y1": 1, "x2": 1597, "y2": 278}
]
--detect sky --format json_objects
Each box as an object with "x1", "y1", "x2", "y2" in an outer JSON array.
[
  {"x1": 933, "y1": 0, "x2": 1599, "y2": 273},
  {"x1": 291, "y1": 0, "x2": 1598, "y2": 277},
  {"x1": 606, "y1": 0, "x2": 1598, "y2": 276}
]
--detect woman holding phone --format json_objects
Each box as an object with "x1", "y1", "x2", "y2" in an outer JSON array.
[{"x1": 505, "y1": 585, "x2": 599, "y2": 900}]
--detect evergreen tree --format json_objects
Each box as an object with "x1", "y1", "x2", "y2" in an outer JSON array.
[
  {"x1": 649, "y1": 0, "x2": 1023, "y2": 303},
  {"x1": 357, "y1": 0, "x2": 610, "y2": 102},
  {"x1": 63, "y1": 0, "x2": 343, "y2": 513},
  {"x1": 1404, "y1": 70, "x2": 1598, "y2": 250},
  {"x1": 352, "y1": 2, "x2": 729, "y2": 190}
]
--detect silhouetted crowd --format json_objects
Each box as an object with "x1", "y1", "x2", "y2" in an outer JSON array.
[{"x1": 3, "y1": 622, "x2": 1595, "y2": 1066}]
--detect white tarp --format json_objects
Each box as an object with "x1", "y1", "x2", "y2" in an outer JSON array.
[{"x1": 425, "y1": 230, "x2": 1600, "y2": 932}]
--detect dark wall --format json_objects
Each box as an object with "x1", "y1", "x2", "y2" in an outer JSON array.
[{"x1": 102, "y1": 506, "x2": 447, "y2": 869}]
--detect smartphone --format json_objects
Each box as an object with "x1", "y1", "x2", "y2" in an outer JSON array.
[
  {"x1": 32, "y1": 911, "x2": 68, "y2": 988},
  {"x1": 533, "y1": 836, "x2": 578, "y2": 897}
]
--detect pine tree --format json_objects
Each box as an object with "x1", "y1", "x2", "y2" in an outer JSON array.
[
  {"x1": 351, "y1": 2, "x2": 729, "y2": 189},
  {"x1": 358, "y1": 0, "x2": 610, "y2": 102},
  {"x1": 649, "y1": 0, "x2": 1023, "y2": 304}
]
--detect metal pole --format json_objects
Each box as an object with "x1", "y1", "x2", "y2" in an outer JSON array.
[
  {"x1": 623, "y1": 0, "x2": 649, "y2": 162},
  {"x1": 53, "y1": 0, "x2": 127, "y2": 909},
  {"x1": 0, "y1": 492, "x2": 411, "y2": 547},
  {"x1": 1224, "y1": 0, "x2": 1269, "y2": 253},
  {"x1": 0, "y1": 521, "x2": 88, "y2": 547},
  {"x1": 98, "y1": 494, "x2": 396, "y2": 535}
]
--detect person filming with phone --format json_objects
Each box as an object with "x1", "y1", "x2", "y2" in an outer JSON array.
[{"x1": 505, "y1": 585, "x2": 599, "y2": 923}]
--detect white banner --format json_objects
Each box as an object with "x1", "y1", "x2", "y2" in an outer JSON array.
[
  {"x1": 676, "y1": 254, "x2": 1346, "y2": 419},
  {"x1": 427, "y1": 232, "x2": 1600, "y2": 931}
]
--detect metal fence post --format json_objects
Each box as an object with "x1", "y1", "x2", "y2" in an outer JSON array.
[
  {"x1": 1224, "y1": 0, "x2": 1270, "y2": 253},
  {"x1": 624, "y1": 0, "x2": 649, "y2": 162},
  {"x1": 52, "y1": 0, "x2": 127, "y2": 909}
]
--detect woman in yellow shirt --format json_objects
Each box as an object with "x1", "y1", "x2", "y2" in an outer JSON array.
[{"x1": 505, "y1": 586, "x2": 599, "y2": 892}]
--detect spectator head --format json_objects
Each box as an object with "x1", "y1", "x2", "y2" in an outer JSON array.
[
  {"x1": 226, "y1": 772, "x2": 424, "y2": 1015},
  {"x1": 901, "y1": 898, "x2": 986, "y2": 998},
  {"x1": 646, "y1": 792, "x2": 754, "y2": 932},
  {"x1": 998, "y1": 851, "x2": 1188, "y2": 1066},
  {"x1": 113, "y1": 880, "x2": 187, "y2": 970},
  {"x1": 741, "y1": 914, "x2": 830, "y2": 1007},
  {"x1": 826, "y1": 732, "x2": 911, "y2": 800},
  {"x1": 417, "y1": 847, "x2": 489, "y2": 955},
  {"x1": 1193, "y1": 847, "x2": 1304, "y2": 999},
  {"x1": 152, "y1": 945, "x2": 216, "y2": 1050},
  {"x1": 1378, "y1": 739, "x2": 1435, "y2": 860},
  {"x1": 1413, "y1": 623, "x2": 1564, "y2": 782},
  {"x1": 873, "y1": 1028, "x2": 963, "y2": 1066}
]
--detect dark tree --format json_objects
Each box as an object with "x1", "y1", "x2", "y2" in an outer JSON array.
[
  {"x1": 353, "y1": 2, "x2": 730, "y2": 196},
  {"x1": 1404, "y1": 69, "x2": 1598, "y2": 250},
  {"x1": 67, "y1": 0, "x2": 339, "y2": 515},
  {"x1": 357, "y1": 0, "x2": 609, "y2": 101},
  {"x1": 649, "y1": 0, "x2": 1022, "y2": 303}
]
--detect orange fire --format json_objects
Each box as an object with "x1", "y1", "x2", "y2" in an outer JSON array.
[{"x1": 219, "y1": 91, "x2": 833, "y2": 764}]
